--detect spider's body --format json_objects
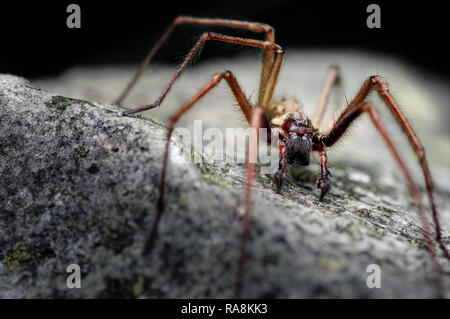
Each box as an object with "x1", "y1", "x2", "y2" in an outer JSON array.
[
  {"x1": 270, "y1": 100, "x2": 313, "y2": 161},
  {"x1": 283, "y1": 115, "x2": 313, "y2": 167},
  {"x1": 116, "y1": 16, "x2": 449, "y2": 297},
  {"x1": 264, "y1": 97, "x2": 329, "y2": 196}
]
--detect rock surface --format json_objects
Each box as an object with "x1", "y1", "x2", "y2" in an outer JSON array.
[{"x1": 1, "y1": 51, "x2": 450, "y2": 298}]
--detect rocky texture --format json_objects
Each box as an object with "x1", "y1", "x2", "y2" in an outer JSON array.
[{"x1": 1, "y1": 51, "x2": 450, "y2": 298}]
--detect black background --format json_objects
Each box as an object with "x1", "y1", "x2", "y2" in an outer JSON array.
[{"x1": 0, "y1": 0, "x2": 448, "y2": 79}]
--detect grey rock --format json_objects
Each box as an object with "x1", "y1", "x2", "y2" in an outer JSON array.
[{"x1": 0, "y1": 51, "x2": 449, "y2": 298}]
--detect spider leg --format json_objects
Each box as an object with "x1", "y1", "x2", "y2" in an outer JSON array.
[
  {"x1": 308, "y1": 65, "x2": 340, "y2": 200},
  {"x1": 145, "y1": 70, "x2": 271, "y2": 298},
  {"x1": 114, "y1": 16, "x2": 276, "y2": 106},
  {"x1": 147, "y1": 70, "x2": 254, "y2": 246},
  {"x1": 311, "y1": 65, "x2": 340, "y2": 128},
  {"x1": 316, "y1": 101, "x2": 444, "y2": 298},
  {"x1": 274, "y1": 136, "x2": 287, "y2": 193},
  {"x1": 236, "y1": 106, "x2": 267, "y2": 297},
  {"x1": 122, "y1": 32, "x2": 283, "y2": 116},
  {"x1": 320, "y1": 75, "x2": 449, "y2": 262},
  {"x1": 316, "y1": 145, "x2": 332, "y2": 201}
]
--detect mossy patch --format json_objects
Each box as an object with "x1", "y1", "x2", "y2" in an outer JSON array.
[
  {"x1": 178, "y1": 193, "x2": 189, "y2": 205},
  {"x1": 45, "y1": 95, "x2": 96, "y2": 113},
  {"x1": 376, "y1": 206, "x2": 398, "y2": 214},
  {"x1": 132, "y1": 275, "x2": 145, "y2": 297},
  {"x1": 365, "y1": 227, "x2": 385, "y2": 238},
  {"x1": 46, "y1": 96, "x2": 69, "y2": 112},
  {"x1": 318, "y1": 255, "x2": 345, "y2": 272},
  {"x1": 190, "y1": 148, "x2": 203, "y2": 163},
  {"x1": 134, "y1": 113, "x2": 166, "y2": 129},
  {"x1": 98, "y1": 275, "x2": 147, "y2": 298},
  {"x1": 73, "y1": 146, "x2": 89, "y2": 159},
  {"x1": 202, "y1": 173, "x2": 233, "y2": 189},
  {"x1": 2, "y1": 242, "x2": 32, "y2": 270},
  {"x1": 199, "y1": 164, "x2": 233, "y2": 189},
  {"x1": 349, "y1": 223, "x2": 360, "y2": 234},
  {"x1": 380, "y1": 259, "x2": 401, "y2": 274},
  {"x1": 410, "y1": 239, "x2": 425, "y2": 249}
]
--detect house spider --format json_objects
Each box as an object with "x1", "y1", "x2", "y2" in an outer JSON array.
[{"x1": 117, "y1": 16, "x2": 449, "y2": 297}]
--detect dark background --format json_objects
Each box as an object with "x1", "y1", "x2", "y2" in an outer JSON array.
[{"x1": 0, "y1": 0, "x2": 448, "y2": 79}]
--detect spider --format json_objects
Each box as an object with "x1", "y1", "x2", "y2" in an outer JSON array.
[{"x1": 116, "y1": 16, "x2": 449, "y2": 298}]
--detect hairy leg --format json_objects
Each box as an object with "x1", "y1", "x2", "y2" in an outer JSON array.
[
  {"x1": 122, "y1": 32, "x2": 283, "y2": 116},
  {"x1": 114, "y1": 16, "x2": 276, "y2": 106},
  {"x1": 274, "y1": 136, "x2": 287, "y2": 193},
  {"x1": 311, "y1": 65, "x2": 340, "y2": 128},
  {"x1": 318, "y1": 75, "x2": 449, "y2": 262},
  {"x1": 146, "y1": 70, "x2": 253, "y2": 251},
  {"x1": 317, "y1": 101, "x2": 444, "y2": 297},
  {"x1": 236, "y1": 106, "x2": 266, "y2": 297},
  {"x1": 145, "y1": 70, "x2": 271, "y2": 298},
  {"x1": 316, "y1": 145, "x2": 332, "y2": 201}
]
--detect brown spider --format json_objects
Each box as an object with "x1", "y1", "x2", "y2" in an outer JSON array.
[{"x1": 117, "y1": 16, "x2": 449, "y2": 297}]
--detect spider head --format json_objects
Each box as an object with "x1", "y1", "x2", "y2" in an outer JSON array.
[{"x1": 282, "y1": 114, "x2": 313, "y2": 166}]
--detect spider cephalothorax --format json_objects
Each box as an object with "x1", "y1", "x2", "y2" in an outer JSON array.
[
  {"x1": 271, "y1": 111, "x2": 331, "y2": 200},
  {"x1": 116, "y1": 16, "x2": 449, "y2": 298},
  {"x1": 281, "y1": 113, "x2": 313, "y2": 166}
]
